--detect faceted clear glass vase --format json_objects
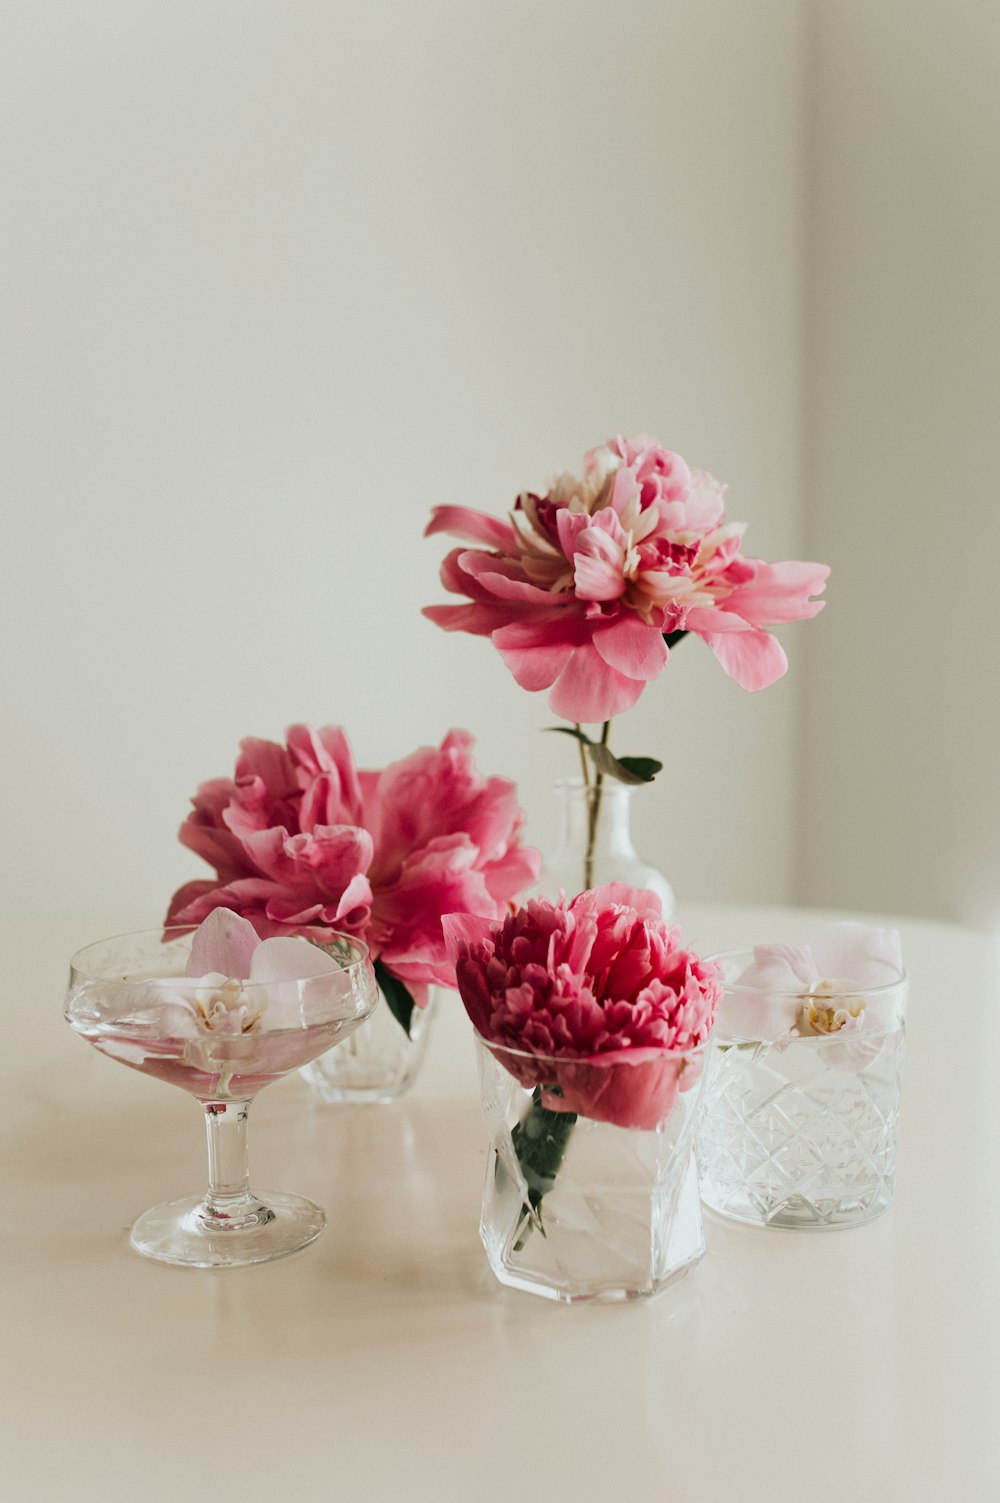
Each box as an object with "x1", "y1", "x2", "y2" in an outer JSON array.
[
  {"x1": 540, "y1": 779, "x2": 675, "y2": 914},
  {"x1": 475, "y1": 1036, "x2": 709, "y2": 1303},
  {"x1": 697, "y1": 955, "x2": 908, "y2": 1230},
  {"x1": 300, "y1": 989, "x2": 437, "y2": 1105}
]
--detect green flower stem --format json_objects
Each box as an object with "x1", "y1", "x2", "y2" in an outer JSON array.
[
  {"x1": 510, "y1": 1087, "x2": 578, "y2": 1249},
  {"x1": 583, "y1": 720, "x2": 612, "y2": 891},
  {"x1": 573, "y1": 723, "x2": 591, "y2": 790}
]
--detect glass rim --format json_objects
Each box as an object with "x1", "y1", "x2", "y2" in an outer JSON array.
[
  {"x1": 69, "y1": 924, "x2": 372, "y2": 988},
  {"x1": 707, "y1": 946, "x2": 908, "y2": 998},
  {"x1": 472, "y1": 1028, "x2": 711, "y2": 1067},
  {"x1": 553, "y1": 776, "x2": 635, "y2": 795}
]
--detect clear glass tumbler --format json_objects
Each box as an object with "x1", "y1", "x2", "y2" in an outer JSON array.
[
  {"x1": 697, "y1": 952, "x2": 907, "y2": 1230},
  {"x1": 475, "y1": 1035, "x2": 709, "y2": 1302}
]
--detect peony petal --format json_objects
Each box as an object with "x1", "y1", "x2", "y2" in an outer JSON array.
[
  {"x1": 234, "y1": 737, "x2": 299, "y2": 801},
  {"x1": 422, "y1": 602, "x2": 508, "y2": 635},
  {"x1": 555, "y1": 508, "x2": 591, "y2": 557},
  {"x1": 424, "y1": 505, "x2": 518, "y2": 551},
  {"x1": 573, "y1": 552, "x2": 626, "y2": 603},
  {"x1": 700, "y1": 626, "x2": 789, "y2": 691},
  {"x1": 722, "y1": 560, "x2": 829, "y2": 626},
  {"x1": 166, "y1": 879, "x2": 220, "y2": 926},
  {"x1": 547, "y1": 644, "x2": 646, "y2": 722},
  {"x1": 441, "y1": 912, "x2": 495, "y2": 966},
  {"x1": 493, "y1": 625, "x2": 575, "y2": 692},
  {"x1": 469, "y1": 566, "x2": 565, "y2": 605},
  {"x1": 592, "y1": 615, "x2": 669, "y2": 681},
  {"x1": 576, "y1": 885, "x2": 663, "y2": 922},
  {"x1": 481, "y1": 845, "x2": 542, "y2": 902}
]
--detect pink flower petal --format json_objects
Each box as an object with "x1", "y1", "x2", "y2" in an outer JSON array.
[
  {"x1": 468, "y1": 566, "x2": 564, "y2": 606},
  {"x1": 422, "y1": 602, "x2": 508, "y2": 635},
  {"x1": 809, "y1": 922, "x2": 903, "y2": 988},
  {"x1": 424, "y1": 505, "x2": 517, "y2": 551},
  {"x1": 592, "y1": 615, "x2": 669, "y2": 681},
  {"x1": 554, "y1": 508, "x2": 590, "y2": 557},
  {"x1": 548, "y1": 644, "x2": 646, "y2": 722},
  {"x1": 701, "y1": 626, "x2": 789, "y2": 691},
  {"x1": 722, "y1": 560, "x2": 829, "y2": 625},
  {"x1": 186, "y1": 909, "x2": 260, "y2": 979},
  {"x1": 441, "y1": 911, "x2": 495, "y2": 965},
  {"x1": 249, "y1": 935, "x2": 342, "y2": 983},
  {"x1": 493, "y1": 622, "x2": 575, "y2": 692}
]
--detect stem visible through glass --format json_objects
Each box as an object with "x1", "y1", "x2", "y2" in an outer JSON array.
[
  {"x1": 199, "y1": 1099, "x2": 272, "y2": 1230},
  {"x1": 583, "y1": 720, "x2": 612, "y2": 890}
]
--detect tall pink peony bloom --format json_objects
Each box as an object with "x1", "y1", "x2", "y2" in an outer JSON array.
[
  {"x1": 443, "y1": 885, "x2": 722, "y2": 1129},
  {"x1": 166, "y1": 726, "x2": 540, "y2": 1008},
  {"x1": 424, "y1": 435, "x2": 829, "y2": 722}
]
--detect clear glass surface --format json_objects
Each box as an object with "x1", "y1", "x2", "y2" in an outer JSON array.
[
  {"x1": 64, "y1": 926, "x2": 378, "y2": 1266},
  {"x1": 539, "y1": 779, "x2": 675, "y2": 915},
  {"x1": 697, "y1": 950, "x2": 908, "y2": 1230},
  {"x1": 301, "y1": 988, "x2": 437, "y2": 1104},
  {"x1": 475, "y1": 1036, "x2": 708, "y2": 1303}
]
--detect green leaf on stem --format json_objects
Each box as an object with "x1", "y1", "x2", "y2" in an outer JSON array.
[
  {"x1": 508, "y1": 1086, "x2": 578, "y2": 1248},
  {"x1": 588, "y1": 746, "x2": 663, "y2": 785},
  {"x1": 544, "y1": 725, "x2": 594, "y2": 748},
  {"x1": 373, "y1": 959, "x2": 416, "y2": 1038},
  {"x1": 544, "y1": 728, "x2": 662, "y2": 785}
]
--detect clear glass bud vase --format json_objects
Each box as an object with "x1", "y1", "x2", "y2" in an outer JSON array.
[
  {"x1": 300, "y1": 987, "x2": 437, "y2": 1105},
  {"x1": 540, "y1": 779, "x2": 675, "y2": 915}
]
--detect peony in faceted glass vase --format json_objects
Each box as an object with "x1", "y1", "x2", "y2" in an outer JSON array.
[
  {"x1": 300, "y1": 987, "x2": 437, "y2": 1104},
  {"x1": 697, "y1": 952, "x2": 907, "y2": 1229},
  {"x1": 539, "y1": 779, "x2": 675, "y2": 914},
  {"x1": 475, "y1": 1035, "x2": 709, "y2": 1303}
]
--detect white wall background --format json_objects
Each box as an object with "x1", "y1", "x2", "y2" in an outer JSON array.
[
  {"x1": 798, "y1": 0, "x2": 1000, "y2": 927},
  {"x1": 2, "y1": 1, "x2": 996, "y2": 933}
]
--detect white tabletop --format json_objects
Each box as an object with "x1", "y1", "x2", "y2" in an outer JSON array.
[{"x1": 3, "y1": 904, "x2": 998, "y2": 1502}]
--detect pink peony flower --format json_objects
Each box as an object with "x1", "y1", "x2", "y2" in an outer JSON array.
[
  {"x1": 424, "y1": 435, "x2": 829, "y2": 723},
  {"x1": 443, "y1": 884, "x2": 722, "y2": 1129},
  {"x1": 166, "y1": 726, "x2": 540, "y2": 1008}
]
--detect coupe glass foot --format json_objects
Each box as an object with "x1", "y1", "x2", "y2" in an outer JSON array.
[{"x1": 130, "y1": 1190, "x2": 325, "y2": 1267}]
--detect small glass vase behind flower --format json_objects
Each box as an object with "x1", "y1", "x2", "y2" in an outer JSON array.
[
  {"x1": 542, "y1": 778, "x2": 674, "y2": 916},
  {"x1": 697, "y1": 924, "x2": 907, "y2": 1230},
  {"x1": 165, "y1": 724, "x2": 539, "y2": 1106},
  {"x1": 445, "y1": 885, "x2": 721, "y2": 1303},
  {"x1": 300, "y1": 986, "x2": 437, "y2": 1104}
]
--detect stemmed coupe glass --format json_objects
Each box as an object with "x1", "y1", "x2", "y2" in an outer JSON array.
[{"x1": 64, "y1": 922, "x2": 378, "y2": 1267}]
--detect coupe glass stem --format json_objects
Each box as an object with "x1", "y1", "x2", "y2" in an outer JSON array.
[{"x1": 198, "y1": 1098, "x2": 271, "y2": 1229}]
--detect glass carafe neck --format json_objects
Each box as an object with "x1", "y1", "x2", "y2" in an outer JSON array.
[{"x1": 554, "y1": 779, "x2": 638, "y2": 862}]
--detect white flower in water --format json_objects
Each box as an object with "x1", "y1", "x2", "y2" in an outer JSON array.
[
  {"x1": 795, "y1": 979, "x2": 866, "y2": 1037},
  {"x1": 186, "y1": 973, "x2": 264, "y2": 1035},
  {"x1": 720, "y1": 923, "x2": 904, "y2": 1046}
]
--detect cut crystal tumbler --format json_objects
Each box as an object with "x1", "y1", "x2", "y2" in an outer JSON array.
[
  {"x1": 697, "y1": 953, "x2": 907, "y2": 1230},
  {"x1": 301, "y1": 987, "x2": 436, "y2": 1104}
]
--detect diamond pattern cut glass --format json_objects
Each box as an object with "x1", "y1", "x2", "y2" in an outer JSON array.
[{"x1": 697, "y1": 953, "x2": 907, "y2": 1230}]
